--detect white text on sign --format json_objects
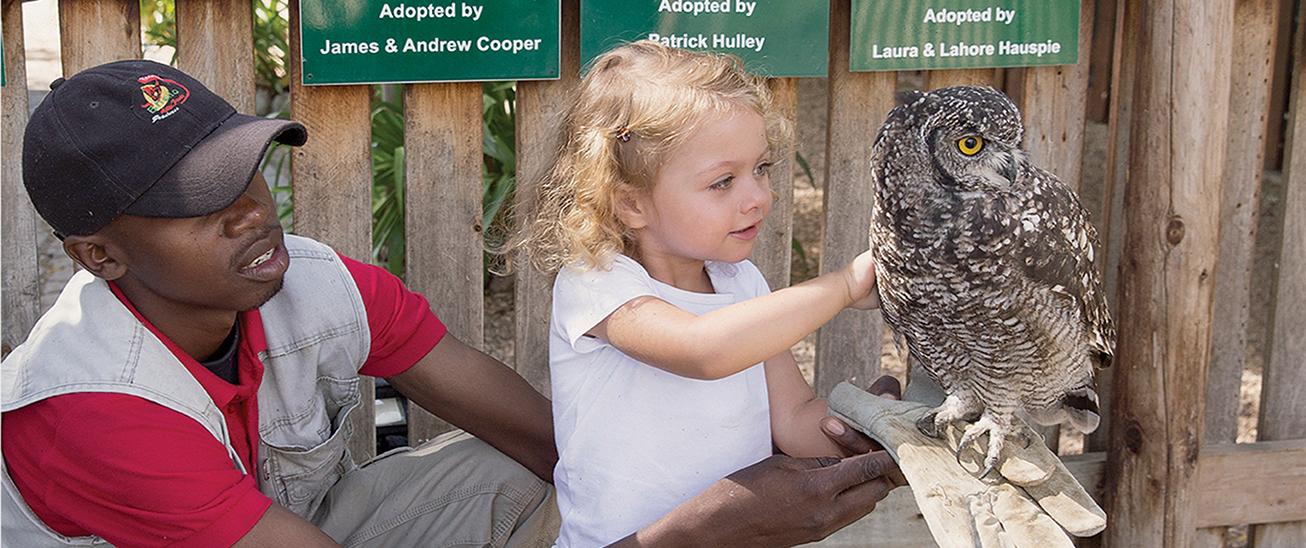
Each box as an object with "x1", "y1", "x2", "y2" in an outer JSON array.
[
  {"x1": 379, "y1": 2, "x2": 484, "y2": 22},
  {"x1": 658, "y1": 0, "x2": 757, "y2": 16},
  {"x1": 921, "y1": 7, "x2": 1017, "y2": 26}
]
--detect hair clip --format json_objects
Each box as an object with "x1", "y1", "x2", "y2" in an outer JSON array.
[{"x1": 614, "y1": 125, "x2": 632, "y2": 142}]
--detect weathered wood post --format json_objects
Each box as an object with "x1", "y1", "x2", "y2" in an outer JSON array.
[
  {"x1": 1103, "y1": 0, "x2": 1234, "y2": 546},
  {"x1": 1196, "y1": 0, "x2": 1284, "y2": 545},
  {"x1": 56, "y1": 0, "x2": 140, "y2": 75},
  {"x1": 752, "y1": 77, "x2": 797, "y2": 291},
  {"x1": 2, "y1": 0, "x2": 38, "y2": 358},
  {"x1": 514, "y1": 0, "x2": 581, "y2": 395},
  {"x1": 815, "y1": 0, "x2": 891, "y2": 395},
  {"x1": 1254, "y1": 2, "x2": 1306, "y2": 544},
  {"x1": 175, "y1": 0, "x2": 256, "y2": 114},
  {"x1": 402, "y1": 81, "x2": 485, "y2": 444},
  {"x1": 289, "y1": 1, "x2": 378, "y2": 461}
]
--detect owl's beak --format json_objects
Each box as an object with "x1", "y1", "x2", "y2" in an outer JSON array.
[{"x1": 1001, "y1": 156, "x2": 1019, "y2": 184}]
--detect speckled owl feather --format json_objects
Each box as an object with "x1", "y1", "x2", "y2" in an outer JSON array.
[{"x1": 868, "y1": 86, "x2": 1115, "y2": 475}]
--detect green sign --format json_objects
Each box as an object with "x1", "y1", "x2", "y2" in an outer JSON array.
[
  {"x1": 581, "y1": 0, "x2": 829, "y2": 78},
  {"x1": 299, "y1": 0, "x2": 560, "y2": 84},
  {"x1": 851, "y1": 0, "x2": 1079, "y2": 72}
]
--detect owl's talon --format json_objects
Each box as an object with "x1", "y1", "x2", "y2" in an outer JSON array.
[
  {"x1": 956, "y1": 419, "x2": 1007, "y2": 480},
  {"x1": 916, "y1": 410, "x2": 943, "y2": 439}
]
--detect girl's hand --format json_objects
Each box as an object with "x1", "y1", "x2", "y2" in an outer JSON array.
[{"x1": 842, "y1": 250, "x2": 880, "y2": 310}]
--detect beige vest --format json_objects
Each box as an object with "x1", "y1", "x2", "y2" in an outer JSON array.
[{"x1": 2, "y1": 235, "x2": 371, "y2": 547}]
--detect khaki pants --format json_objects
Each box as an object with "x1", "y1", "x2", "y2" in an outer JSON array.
[{"x1": 313, "y1": 431, "x2": 559, "y2": 548}]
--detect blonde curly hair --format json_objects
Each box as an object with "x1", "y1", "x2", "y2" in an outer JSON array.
[{"x1": 502, "y1": 40, "x2": 792, "y2": 276}]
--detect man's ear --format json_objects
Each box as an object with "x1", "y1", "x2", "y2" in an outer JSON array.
[
  {"x1": 63, "y1": 235, "x2": 127, "y2": 280},
  {"x1": 614, "y1": 185, "x2": 648, "y2": 230}
]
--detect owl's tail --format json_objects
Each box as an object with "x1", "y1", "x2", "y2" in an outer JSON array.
[
  {"x1": 1061, "y1": 385, "x2": 1101, "y2": 434},
  {"x1": 1027, "y1": 384, "x2": 1101, "y2": 433}
]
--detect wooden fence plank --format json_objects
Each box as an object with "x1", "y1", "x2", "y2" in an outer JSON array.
[
  {"x1": 1253, "y1": 4, "x2": 1306, "y2": 544},
  {"x1": 402, "y1": 81, "x2": 485, "y2": 444},
  {"x1": 57, "y1": 0, "x2": 139, "y2": 75},
  {"x1": 754, "y1": 78, "x2": 797, "y2": 291},
  {"x1": 1103, "y1": 0, "x2": 1234, "y2": 546},
  {"x1": 175, "y1": 0, "x2": 255, "y2": 114},
  {"x1": 288, "y1": 2, "x2": 377, "y2": 462},
  {"x1": 816, "y1": 0, "x2": 890, "y2": 396},
  {"x1": 2, "y1": 0, "x2": 38, "y2": 359},
  {"x1": 1261, "y1": 0, "x2": 1298, "y2": 171},
  {"x1": 1085, "y1": 0, "x2": 1118, "y2": 125},
  {"x1": 924, "y1": 68, "x2": 1001, "y2": 91},
  {"x1": 1090, "y1": 0, "x2": 1137, "y2": 454},
  {"x1": 513, "y1": 0, "x2": 580, "y2": 395},
  {"x1": 1199, "y1": 9, "x2": 1285, "y2": 544},
  {"x1": 1196, "y1": 440, "x2": 1306, "y2": 529},
  {"x1": 1205, "y1": 0, "x2": 1281, "y2": 447}
]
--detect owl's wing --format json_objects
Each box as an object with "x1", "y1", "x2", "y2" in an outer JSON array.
[{"x1": 1016, "y1": 167, "x2": 1116, "y2": 369}]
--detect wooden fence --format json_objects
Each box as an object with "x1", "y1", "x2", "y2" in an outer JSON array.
[{"x1": 1, "y1": 0, "x2": 1302, "y2": 546}]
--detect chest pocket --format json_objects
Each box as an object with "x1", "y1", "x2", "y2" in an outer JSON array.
[
  {"x1": 258, "y1": 374, "x2": 361, "y2": 519},
  {"x1": 251, "y1": 235, "x2": 371, "y2": 520}
]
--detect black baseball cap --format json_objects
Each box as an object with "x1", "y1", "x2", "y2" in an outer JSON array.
[{"x1": 22, "y1": 59, "x2": 307, "y2": 237}]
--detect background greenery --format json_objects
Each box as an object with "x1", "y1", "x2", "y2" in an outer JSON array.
[{"x1": 140, "y1": 0, "x2": 516, "y2": 279}]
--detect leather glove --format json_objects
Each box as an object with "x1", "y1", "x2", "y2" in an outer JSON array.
[{"x1": 828, "y1": 381, "x2": 1106, "y2": 548}]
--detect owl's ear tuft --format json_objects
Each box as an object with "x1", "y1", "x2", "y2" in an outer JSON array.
[{"x1": 895, "y1": 90, "x2": 925, "y2": 106}]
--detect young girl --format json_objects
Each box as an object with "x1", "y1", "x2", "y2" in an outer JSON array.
[{"x1": 508, "y1": 40, "x2": 879, "y2": 548}]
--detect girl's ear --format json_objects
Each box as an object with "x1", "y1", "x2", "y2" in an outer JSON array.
[
  {"x1": 63, "y1": 235, "x2": 127, "y2": 281},
  {"x1": 614, "y1": 185, "x2": 649, "y2": 230}
]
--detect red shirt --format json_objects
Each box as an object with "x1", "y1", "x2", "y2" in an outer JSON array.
[{"x1": 2, "y1": 255, "x2": 446, "y2": 548}]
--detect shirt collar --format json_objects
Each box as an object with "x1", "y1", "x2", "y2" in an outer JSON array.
[{"x1": 106, "y1": 281, "x2": 268, "y2": 406}]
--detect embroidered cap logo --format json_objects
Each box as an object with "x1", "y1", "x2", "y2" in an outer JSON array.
[{"x1": 138, "y1": 74, "x2": 189, "y2": 122}]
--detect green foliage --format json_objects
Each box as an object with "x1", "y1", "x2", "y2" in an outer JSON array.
[
  {"x1": 252, "y1": 0, "x2": 291, "y2": 97},
  {"x1": 481, "y1": 81, "x2": 517, "y2": 257},
  {"x1": 370, "y1": 82, "x2": 520, "y2": 278},
  {"x1": 790, "y1": 151, "x2": 816, "y2": 283},
  {"x1": 370, "y1": 97, "x2": 407, "y2": 276},
  {"x1": 139, "y1": 0, "x2": 175, "y2": 61}
]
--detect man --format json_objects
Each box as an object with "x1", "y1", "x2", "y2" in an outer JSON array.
[{"x1": 3, "y1": 59, "x2": 900, "y2": 548}]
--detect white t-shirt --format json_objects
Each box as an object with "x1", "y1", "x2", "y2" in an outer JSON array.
[{"x1": 550, "y1": 255, "x2": 774, "y2": 548}]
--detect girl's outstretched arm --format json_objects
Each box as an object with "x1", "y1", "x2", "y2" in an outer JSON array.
[
  {"x1": 764, "y1": 349, "x2": 843, "y2": 458},
  {"x1": 588, "y1": 250, "x2": 878, "y2": 380}
]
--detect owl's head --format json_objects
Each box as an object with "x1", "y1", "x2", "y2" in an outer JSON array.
[{"x1": 874, "y1": 86, "x2": 1026, "y2": 194}]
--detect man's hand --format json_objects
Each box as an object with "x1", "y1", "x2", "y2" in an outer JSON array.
[
  {"x1": 616, "y1": 452, "x2": 900, "y2": 548},
  {"x1": 611, "y1": 375, "x2": 907, "y2": 548},
  {"x1": 820, "y1": 376, "x2": 909, "y2": 488}
]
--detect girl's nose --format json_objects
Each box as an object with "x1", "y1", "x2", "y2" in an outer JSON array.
[{"x1": 741, "y1": 175, "x2": 771, "y2": 213}]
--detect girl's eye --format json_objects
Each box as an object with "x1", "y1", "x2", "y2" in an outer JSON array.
[
  {"x1": 958, "y1": 136, "x2": 983, "y2": 156},
  {"x1": 710, "y1": 176, "x2": 733, "y2": 190},
  {"x1": 754, "y1": 162, "x2": 773, "y2": 176}
]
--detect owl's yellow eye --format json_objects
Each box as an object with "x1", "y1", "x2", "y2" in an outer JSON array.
[{"x1": 958, "y1": 136, "x2": 983, "y2": 156}]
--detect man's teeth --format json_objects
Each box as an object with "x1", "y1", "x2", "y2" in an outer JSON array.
[{"x1": 247, "y1": 248, "x2": 274, "y2": 269}]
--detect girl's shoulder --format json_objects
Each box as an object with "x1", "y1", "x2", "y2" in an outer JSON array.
[{"x1": 556, "y1": 254, "x2": 656, "y2": 291}]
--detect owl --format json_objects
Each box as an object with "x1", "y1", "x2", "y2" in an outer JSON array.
[{"x1": 868, "y1": 86, "x2": 1115, "y2": 476}]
